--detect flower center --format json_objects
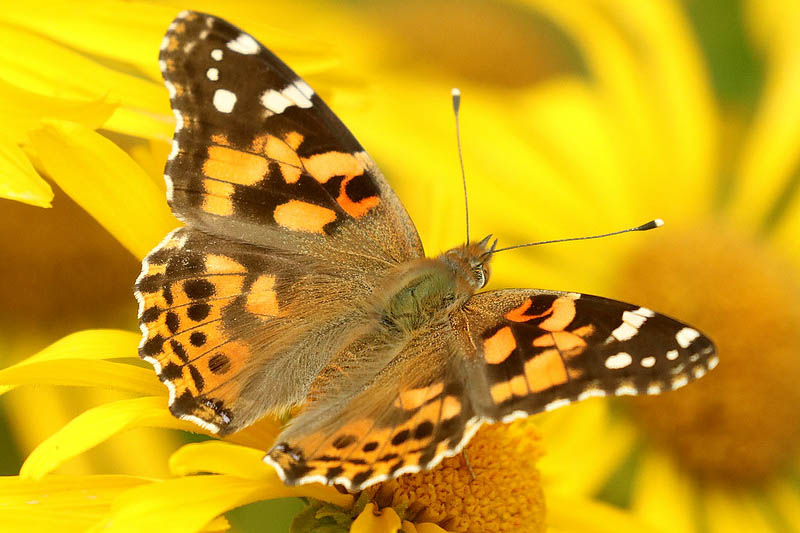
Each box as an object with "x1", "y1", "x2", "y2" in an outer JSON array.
[
  {"x1": 366, "y1": 420, "x2": 546, "y2": 532},
  {"x1": 617, "y1": 224, "x2": 800, "y2": 484}
]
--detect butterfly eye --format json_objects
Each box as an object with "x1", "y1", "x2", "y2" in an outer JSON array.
[{"x1": 472, "y1": 267, "x2": 486, "y2": 289}]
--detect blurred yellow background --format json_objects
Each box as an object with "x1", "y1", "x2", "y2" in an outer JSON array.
[{"x1": 1, "y1": 1, "x2": 799, "y2": 532}]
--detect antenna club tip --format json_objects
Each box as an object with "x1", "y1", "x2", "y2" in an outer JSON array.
[
  {"x1": 654, "y1": 218, "x2": 664, "y2": 227},
  {"x1": 451, "y1": 87, "x2": 461, "y2": 96}
]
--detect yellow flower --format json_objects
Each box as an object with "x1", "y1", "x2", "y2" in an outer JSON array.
[
  {"x1": 497, "y1": 1, "x2": 800, "y2": 532},
  {"x1": 5, "y1": 1, "x2": 789, "y2": 532}
]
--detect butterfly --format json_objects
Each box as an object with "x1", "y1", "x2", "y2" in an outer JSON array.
[{"x1": 135, "y1": 11, "x2": 717, "y2": 492}]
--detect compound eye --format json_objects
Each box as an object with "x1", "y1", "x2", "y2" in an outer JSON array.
[{"x1": 472, "y1": 267, "x2": 486, "y2": 289}]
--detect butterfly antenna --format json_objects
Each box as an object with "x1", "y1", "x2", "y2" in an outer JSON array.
[
  {"x1": 487, "y1": 219, "x2": 664, "y2": 256},
  {"x1": 452, "y1": 88, "x2": 469, "y2": 244}
]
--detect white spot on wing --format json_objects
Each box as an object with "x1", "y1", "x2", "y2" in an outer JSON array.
[
  {"x1": 676, "y1": 327, "x2": 700, "y2": 348},
  {"x1": 611, "y1": 323, "x2": 639, "y2": 342},
  {"x1": 282, "y1": 85, "x2": 313, "y2": 108},
  {"x1": 180, "y1": 414, "x2": 220, "y2": 434},
  {"x1": 623, "y1": 310, "x2": 647, "y2": 328},
  {"x1": 647, "y1": 383, "x2": 662, "y2": 395},
  {"x1": 165, "y1": 80, "x2": 177, "y2": 99},
  {"x1": 167, "y1": 140, "x2": 179, "y2": 161},
  {"x1": 261, "y1": 89, "x2": 293, "y2": 113},
  {"x1": 206, "y1": 67, "x2": 219, "y2": 81},
  {"x1": 211, "y1": 48, "x2": 223, "y2": 61},
  {"x1": 173, "y1": 110, "x2": 184, "y2": 131},
  {"x1": 605, "y1": 352, "x2": 633, "y2": 369},
  {"x1": 671, "y1": 376, "x2": 689, "y2": 389},
  {"x1": 295, "y1": 79, "x2": 315, "y2": 99},
  {"x1": 577, "y1": 388, "x2": 606, "y2": 401},
  {"x1": 501, "y1": 410, "x2": 529, "y2": 423},
  {"x1": 615, "y1": 383, "x2": 638, "y2": 396},
  {"x1": 640, "y1": 356, "x2": 656, "y2": 368},
  {"x1": 213, "y1": 89, "x2": 237, "y2": 113},
  {"x1": 165, "y1": 174, "x2": 174, "y2": 202},
  {"x1": 708, "y1": 355, "x2": 719, "y2": 370},
  {"x1": 636, "y1": 307, "x2": 655, "y2": 317},
  {"x1": 666, "y1": 349, "x2": 679, "y2": 360},
  {"x1": 544, "y1": 398, "x2": 571, "y2": 411},
  {"x1": 227, "y1": 33, "x2": 260, "y2": 55}
]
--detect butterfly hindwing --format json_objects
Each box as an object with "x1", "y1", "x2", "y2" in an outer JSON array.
[
  {"x1": 462, "y1": 289, "x2": 717, "y2": 421},
  {"x1": 159, "y1": 11, "x2": 422, "y2": 261},
  {"x1": 265, "y1": 325, "x2": 481, "y2": 491},
  {"x1": 135, "y1": 226, "x2": 403, "y2": 434}
]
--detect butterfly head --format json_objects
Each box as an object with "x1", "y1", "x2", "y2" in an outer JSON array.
[{"x1": 442, "y1": 234, "x2": 497, "y2": 290}]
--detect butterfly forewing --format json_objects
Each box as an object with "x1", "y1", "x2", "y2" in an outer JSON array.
[
  {"x1": 462, "y1": 289, "x2": 717, "y2": 421},
  {"x1": 159, "y1": 11, "x2": 422, "y2": 260}
]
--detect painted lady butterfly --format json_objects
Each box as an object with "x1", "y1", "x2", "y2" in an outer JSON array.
[{"x1": 135, "y1": 11, "x2": 717, "y2": 492}]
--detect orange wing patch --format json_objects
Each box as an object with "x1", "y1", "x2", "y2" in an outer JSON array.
[
  {"x1": 302, "y1": 151, "x2": 363, "y2": 184},
  {"x1": 483, "y1": 326, "x2": 516, "y2": 364},
  {"x1": 301, "y1": 151, "x2": 380, "y2": 219},
  {"x1": 246, "y1": 274, "x2": 280, "y2": 317},
  {"x1": 337, "y1": 175, "x2": 380, "y2": 218},
  {"x1": 202, "y1": 179, "x2": 235, "y2": 216},
  {"x1": 394, "y1": 382, "x2": 444, "y2": 410},
  {"x1": 524, "y1": 349, "x2": 569, "y2": 392},
  {"x1": 539, "y1": 297, "x2": 577, "y2": 331},
  {"x1": 273, "y1": 200, "x2": 337, "y2": 233},
  {"x1": 505, "y1": 295, "x2": 578, "y2": 329},
  {"x1": 203, "y1": 146, "x2": 268, "y2": 186}
]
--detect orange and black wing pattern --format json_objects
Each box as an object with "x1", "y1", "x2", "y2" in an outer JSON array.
[
  {"x1": 138, "y1": 11, "x2": 426, "y2": 434},
  {"x1": 158, "y1": 11, "x2": 422, "y2": 260},
  {"x1": 265, "y1": 330, "x2": 481, "y2": 492},
  {"x1": 463, "y1": 289, "x2": 717, "y2": 421}
]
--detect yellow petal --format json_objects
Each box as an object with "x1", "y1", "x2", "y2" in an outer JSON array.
[
  {"x1": 0, "y1": 474, "x2": 150, "y2": 533},
  {"x1": 170, "y1": 441, "x2": 351, "y2": 508},
  {"x1": 20, "y1": 396, "x2": 197, "y2": 480},
  {"x1": 15, "y1": 329, "x2": 140, "y2": 366},
  {"x1": 128, "y1": 139, "x2": 172, "y2": 185},
  {"x1": 537, "y1": 400, "x2": 636, "y2": 497},
  {"x1": 743, "y1": 0, "x2": 789, "y2": 54},
  {"x1": 766, "y1": 478, "x2": 800, "y2": 532},
  {"x1": 350, "y1": 503, "x2": 401, "y2": 533},
  {"x1": 201, "y1": 516, "x2": 230, "y2": 532},
  {"x1": 2, "y1": 2, "x2": 338, "y2": 81},
  {"x1": 0, "y1": 139, "x2": 53, "y2": 207},
  {"x1": 733, "y1": 40, "x2": 800, "y2": 232},
  {"x1": 0, "y1": 79, "x2": 116, "y2": 143},
  {"x1": 0, "y1": 359, "x2": 163, "y2": 397},
  {"x1": 703, "y1": 485, "x2": 774, "y2": 533},
  {"x1": 0, "y1": 24, "x2": 171, "y2": 140},
  {"x1": 0, "y1": 1, "x2": 174, "y2": 81},
  {"x1": 28, "y1": 120, "x2": 178, "y2": 259},
  {"x1": 221, "y1": 416, "x2": 283, "y2": 450},
  {"x1": 630, "y1": 448, "x2": 696, "y2": 533},
  {"x1": 517, "y1": 0, "x2": 715, "y2": 219},
  {"x1": 547, "y1": 493, "x2": 661, "y2": 533},
  {"x1": 169, "y1": 442, "x2": 274, "y2": 480},
  {"x1": 593, "y1": 0, "x2": 719, "y2": 202},
  {"x1": 0, "y1": 329, "x2": 141, "y2": 395},
  {"x1": 89, "y1": 474, "x2": 350, "y2": 533}
]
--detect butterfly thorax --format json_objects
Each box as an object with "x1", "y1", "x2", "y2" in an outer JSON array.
[{"x1": 380, "y1": 240, "x2": 492, "y2": 332}]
